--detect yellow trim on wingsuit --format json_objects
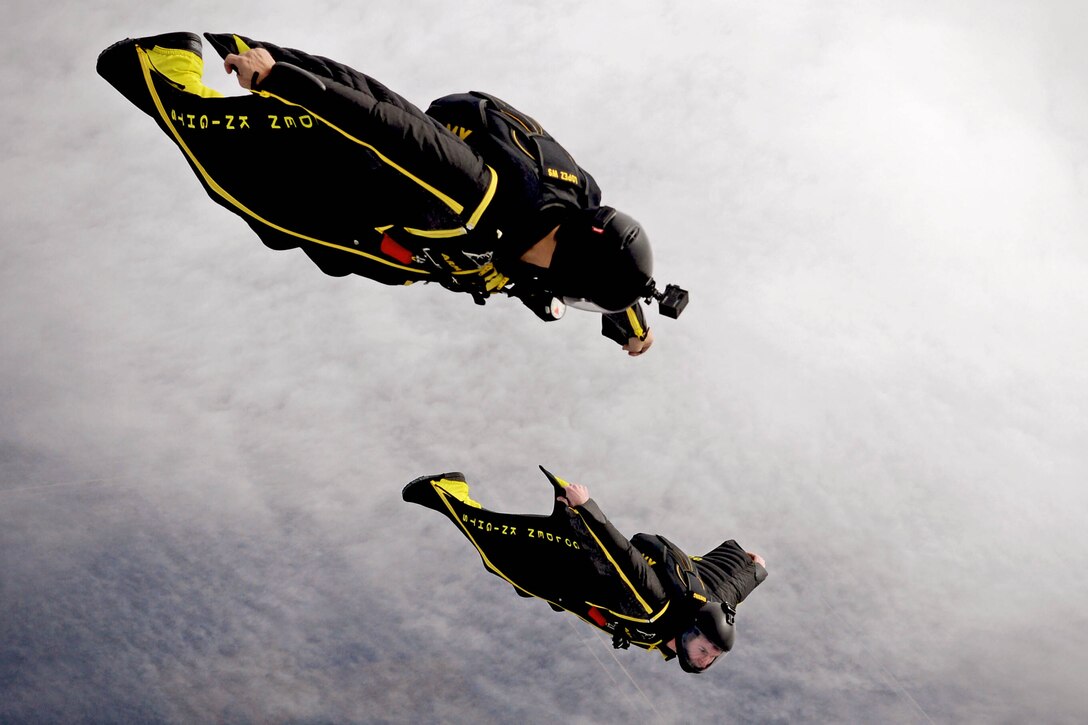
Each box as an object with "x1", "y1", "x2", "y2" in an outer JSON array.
[
  {"x1": 402, "y1": 227, "x2": 467, "y2": 239},
  {"x1": 552, "y1": 468, "x2": 661, "y2": 620},
  {"x1": 572, "y1": 509, "x2": 655, "y2": 614},
  {"x1": 626, "y1": 306, "x2": 645, "y2": 338},
  {"x1": 500, "y1": 108, "x2": 539, "y2": 135},
  {"x1": 135, "y1": 41, "x2": 497, "y2": 275},
  {"x1": 586, "y1": 598, "x2": 670, "y2": 625},
  {"x1": 402, "y1": 164, "x2": 497, "y2": 239},
  {"x1": 228, "y1": 32, "x2": 500, "y2": 237},
  {"x1": 259, "y1": 89, "x2": 473, "y2": 217},
  {"x1": 550, "y1": 473, "x2": 572, "y2": 488},
  {"x1": 430, "y1": 476, "x2": 482, "y2": 509},
  {"x1": 510, "y1": 130, "x2": 535, "y2": 161},
  {"x1": 257, "y1": 88, "x2": 500, "y2": 246}
]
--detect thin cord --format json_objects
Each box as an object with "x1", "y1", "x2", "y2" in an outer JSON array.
[
  {"x1": 0, "y1": 478, "x2": 110, "y2": 496},
  {"x1": 801, "y1": 559, "x2": 937, "y2": 725},
  {"x1": 563, "y1": 616, "x2": 623, "y2": 689},
  {"x1": 563, "y1": 616, "x2": 668, "y2": 724}
]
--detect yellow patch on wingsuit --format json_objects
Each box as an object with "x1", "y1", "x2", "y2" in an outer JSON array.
[
  {"x1": 143, "y1": 42, "x2": 222, "y2": 99},
  {"x1": 433, "y1": 477, "x2": 482, "y2": 508}
]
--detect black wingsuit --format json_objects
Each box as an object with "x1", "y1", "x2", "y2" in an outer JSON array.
[
  {"x1": 96, "y1": 31, "x2": 649, "y2": 343},
  {"x1": 403, "y1": 469, "x2": 768, "y2": 659}
]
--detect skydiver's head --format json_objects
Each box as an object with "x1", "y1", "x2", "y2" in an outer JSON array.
[
  {"x1": 548, "y1": 206, "x2": 654, "y2": 313},
  {"x1": 673, "y1": 602, "x2": 737, "y2": 674}
]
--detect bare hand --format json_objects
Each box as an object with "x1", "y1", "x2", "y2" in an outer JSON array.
[
  {"x1": 623, "y1": 328, "x2": 654, "y2": 357},
  {"x1": 557, "y1": 482, "x2": 590, "y2": 508},
  {"x1": 223, "y1": 48, "x2": 275, "y2": 89},
  {"x1": 748, "y1": 551, "x2": 766, "y2": 567}
]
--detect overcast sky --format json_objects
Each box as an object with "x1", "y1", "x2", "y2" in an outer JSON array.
[{"x1": 2, "y1": 1, "x2": 1086, "y2": 723}]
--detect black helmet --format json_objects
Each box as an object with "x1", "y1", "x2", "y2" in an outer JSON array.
[
  {"x1": 548, "y1": 206, "x2": 654, "y2": 313},
  {"x1": 695, "y1": 602, "x2": 736, "y2": 652},
  {"x1": 674, "y1": 602, "x2": 736, "y2": 674}
]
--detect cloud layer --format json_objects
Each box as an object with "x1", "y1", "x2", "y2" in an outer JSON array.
[{"x1": 2, "y1": 1, "x2": 1086, "y2": 722}]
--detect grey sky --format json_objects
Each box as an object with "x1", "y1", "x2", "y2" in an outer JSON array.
[{"x1": 2, "y1": 1, "x2": 1086, "y2": 722}]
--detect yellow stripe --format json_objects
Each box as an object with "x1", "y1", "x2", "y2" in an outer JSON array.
[
  {"x1": 229, "y1": 34, "x2": 495, "y2": 225},
  {"x1": 135, "y1": 48, "x2": 429, "y2": 275},
  {"x1": 138, "y1": 45, "x2": 499, "y2": 275},
  {"x1": 510, "y1": 129, "x2": 534, "y2": 160},
  {"x1": 465, "y1": 165, "x2": 498, "y2": 230},
  {"x1": 500, "y1": 108, "x2": 536, "y2": 134},
  {"x1": 259, "y1": 90, "x2": 499, "y2": 241},
  {"x1": 586, "y1": 598, "x2": 670, "y2": 624},
  {"x1": 395, "y1": 165, "x2": 495, "y2": 235},
  {"x1": 403, "y1": 227, "x2": 467, "y2": 239},
  {"x1": 259, "y1": 90, "x2": 467, "y2": 215},
  {"x1": 626, "y1": 306, "x2": 645, "y2": 338},
  {"x1": 433, "y1": 485, "x2": 576, "y2": 612},
  {"x1": 573, "y1": 510, "x2": 654, "y2": 614}
]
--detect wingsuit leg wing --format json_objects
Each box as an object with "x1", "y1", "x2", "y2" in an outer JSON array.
[{"x1": 402, "y1": 471, "x2": 611, "y2": 613}]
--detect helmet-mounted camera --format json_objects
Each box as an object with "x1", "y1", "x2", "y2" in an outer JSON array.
[{"x1": 645, "y1": 280, "x2": 690, "y2": 319}]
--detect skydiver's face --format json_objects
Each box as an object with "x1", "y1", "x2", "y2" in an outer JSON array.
[{"x1": 678, "y1": 630, "x2": 725, "y2": 672}]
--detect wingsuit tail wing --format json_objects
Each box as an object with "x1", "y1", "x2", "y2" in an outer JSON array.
[{"x1": 403, "y1": 470, "x2": 597, "y2": 610}]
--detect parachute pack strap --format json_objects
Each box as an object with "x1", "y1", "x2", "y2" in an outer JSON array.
[
  {"x1": 670, "y1": 546, "x2": 713, "y2": 605},
  {"x1": 471, "y1": 91, "x2": 589, "y2": 209},
  {"x1": 644, "y1": 534, "x2": 713, "y2": 606},
  {"x1": 682, "y1": 569, "x2": 711, "y2": 604},
  {"x1": 469, "y1": 91, "x2": 543, "y2": 133}
]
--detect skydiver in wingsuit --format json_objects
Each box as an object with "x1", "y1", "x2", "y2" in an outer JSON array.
[
  {"x1": 96, "y1": 32, "x2": 691, "y2": 356},
  {"x1": 97, "y1": 31, "x2": 766, "y2": 673},
  {"x1": 403, "y1": 468, "x2": 768, "y2": 673}
]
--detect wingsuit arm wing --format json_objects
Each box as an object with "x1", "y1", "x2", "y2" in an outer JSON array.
[
  {"x1": 203, "y1": 33, "x2": 494, "y2": 232},
  {"x1": 566, "y1": 497, "x2": 668, "y2": 613},
  {"x1": 693, "y1": 539, "x2": 769, "y2": 607},
  {"x1": 537, "y1": 465, "x2": 666, "y2": 612}
]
